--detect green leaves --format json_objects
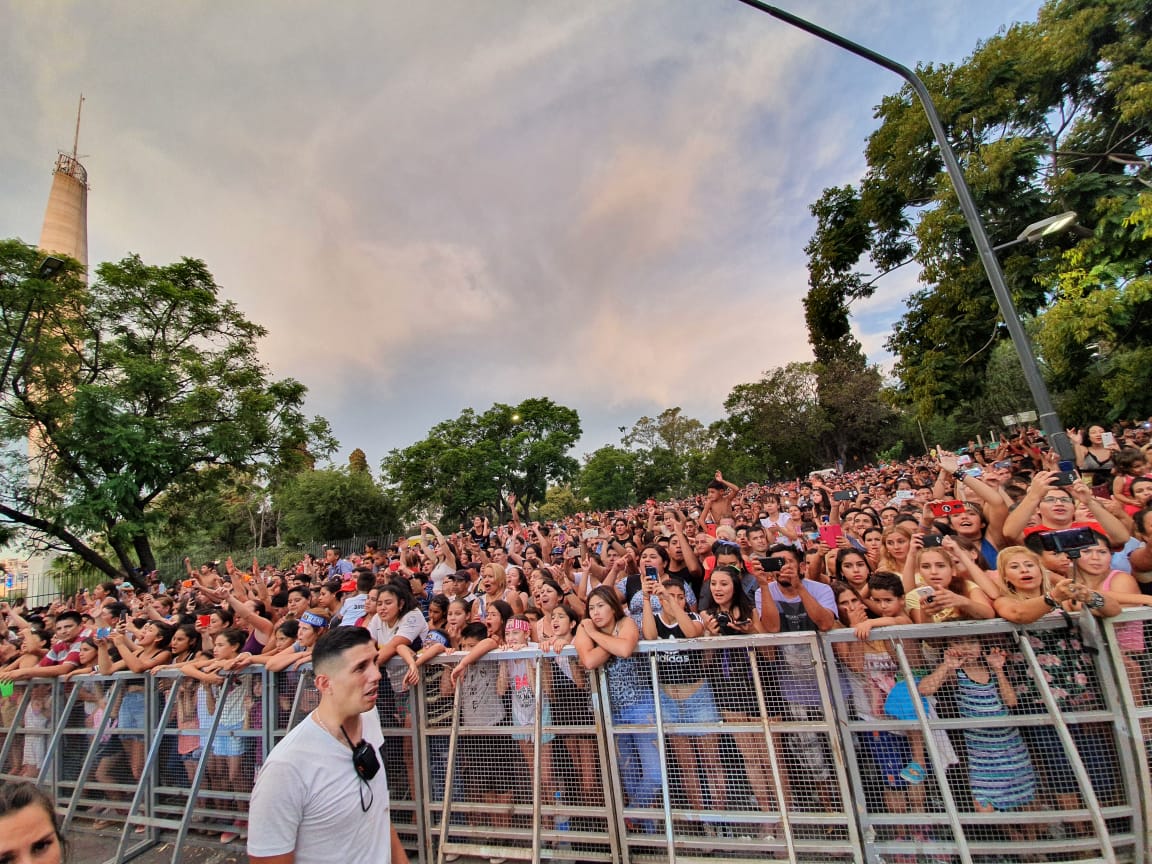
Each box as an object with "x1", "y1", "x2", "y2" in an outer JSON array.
[
  {"x1": 381, "y1": 397, "x2": 581, "y2": 525},
  {"x1": 0, "y1": 242, "x2": 334, "y2": 577},
  {"x1": 804, "y1": 0, "x2": 1152, "y2": 424}
]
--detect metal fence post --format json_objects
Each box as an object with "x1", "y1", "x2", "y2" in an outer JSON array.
[{"x1": 1012, "y1": 622, "x2": 1117, "y2": 864}]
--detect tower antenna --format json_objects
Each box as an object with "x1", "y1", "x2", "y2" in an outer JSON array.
[{"x1": 72, "y1": 94, "x2": 84, "y2": 161}]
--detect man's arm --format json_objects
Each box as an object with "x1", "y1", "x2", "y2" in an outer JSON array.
[{"x1": 797, "y1": 583, "x2": 837, "y2": 632}]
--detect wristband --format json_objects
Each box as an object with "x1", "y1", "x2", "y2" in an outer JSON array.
[
  {"x1": 951, "y1": 470, "x2": 966, "y2": 484},
  {"x1": 1086, "y1": 591, "x2": 1106, "y2": 610},
  {"x1": 1042, "y1": 593, "x2": 1058, "y2": 608}
]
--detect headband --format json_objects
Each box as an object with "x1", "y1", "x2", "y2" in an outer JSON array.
[
  {"x1": 505, "y1": 619, "x2": 532, "y2": 635},
  {"x1": 300, "y1": 611, "x2": 329, "y2": 629}
]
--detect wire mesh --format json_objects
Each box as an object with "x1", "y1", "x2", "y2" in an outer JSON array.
[
  {"x1": 824, "y1": 616, "x2": 1141, "y2": 863},
  {"x1": 2, "y1": 610, "x2": 1150, "y2": 864}
]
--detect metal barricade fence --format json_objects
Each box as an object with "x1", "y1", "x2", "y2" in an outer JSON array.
[
  {"x1": 4, "y1": 613, "x2": 1152, "y2": 864},
  {"x1": 823, "y1": 616, "x2": 1145, "y2": 864},
  {"x1": 419, "y1": 647, "x2": 619, "y2": 864},
  {"x1": 1101, "y1": 607, "x2": 1152, "y2": 859},
  {"x1": 614, "y1": 634, "x2": 860, "y2": 864}
]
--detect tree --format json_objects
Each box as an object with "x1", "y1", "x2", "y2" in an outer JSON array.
[
  {"x1": 576, "y1": 446, "x2": 635, "y2": 510},
  {"x1": 619, "y1": 407, "x2": 714, "y2": 498},
  {"x1": 275, "y1": 468, "x2": 399, "y2": 543},
  {"x1": 803, "y1": 0, "x2": 1152, "y2": 418},
  {"x1": 0, "y1": 242, "x2": 335, "y2": 581},
  {"x1": 814, "y1": 345, "x2": 898, "y2": 469},
  {"x1": 348, "y1": 448, "x2": 370, "y2": 474},
  {"x1": 537, "y1": 485, "x2": 581, "y2": 522},
  {"x1": 712, "y1": 363, "x2": 829, "y2": 480},
  {"x1": 381, "y1": 397, "x2": 581, "y2": 525},
  {"x1": 1038, "y1": 189, "x2": 1152, "y2": 422}
]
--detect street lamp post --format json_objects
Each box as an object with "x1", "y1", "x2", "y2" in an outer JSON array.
[
  {"x1": 735, "y1": 1, "x2": 1074, "y2": 460},
  {"x1": 0, "y1": 256, "x2": 65, "y2": 397}
]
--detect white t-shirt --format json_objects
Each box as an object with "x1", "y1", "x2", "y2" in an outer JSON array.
[
  {"x1": 247, "y1": 710, "x2": 392, "y2": 863},
  {"x1": 339, "y1": 593, "x2": 367, "y2": 627},
  {"x1": 368, "y1": 610, "x2": 429, "y2": 693}
]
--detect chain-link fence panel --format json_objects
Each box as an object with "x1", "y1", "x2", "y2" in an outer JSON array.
[
  {"x1": 0, "y1": 679, "x2": 52, "y2": 788},
  {"x1": 378, "y1": 654, "x2": 426, "y2": 862},
  {"x1": 420, "y1": 647, "x2": 619, "y2": 864},
  {"x1": 1102, "y1": 606, "x2": 1152, "y2": 861},
  {"x1": 615, "y1": 634, "x2": 858, "y2": 864},
  {"x1": 824, "y1": 616, "x2": 1144, "y2": 864}
]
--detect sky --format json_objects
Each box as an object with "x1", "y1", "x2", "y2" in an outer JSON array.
[{"x1": 0, "y1": 0, "x2": 1045, "y2": 469}]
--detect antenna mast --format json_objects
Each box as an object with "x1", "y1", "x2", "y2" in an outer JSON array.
[{"x1": 72, "y1": 94, "x2": 84, "y2": 161}]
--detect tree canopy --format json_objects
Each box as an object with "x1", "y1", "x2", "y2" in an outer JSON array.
[
  {"x1": 803, "y1": 0, "x2": 1152, "y2": 422},
  {"x1": 0, "y1": 241, "x2": 335, "y2": 580},
  {"x1": 381, "y1": 397, "x2": 581, "y2": 526}
]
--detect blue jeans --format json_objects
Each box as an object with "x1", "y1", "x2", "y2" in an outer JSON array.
[{"x1": 612, "y1": 698, "x2": 662, "y2": 811}]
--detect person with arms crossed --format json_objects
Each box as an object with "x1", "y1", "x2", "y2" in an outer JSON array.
[{"x1": 247, "y1": 626, "x2": 409, "y2": 864}]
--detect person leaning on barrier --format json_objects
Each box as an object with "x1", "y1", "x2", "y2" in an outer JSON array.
[
  {"x1": 0, "y1": 781, "x2": 66, "y2": 864},
  {"x1": 989, "y1": 545, "x2": 1121, "y2": 822},
  {"x1": 248, "y1": 626, "x2": 409, "y2": 864}
]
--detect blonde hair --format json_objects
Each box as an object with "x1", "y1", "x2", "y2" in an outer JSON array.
[
  {"x1": 485, "y1": 563, "x2": 507, "y2": 595},
  {"x1": 877, "y1": 523, "x2": 915, "y2": 571},
  {"x1": 995, "y1": 546, "x2": 1049, "y2": 595}
]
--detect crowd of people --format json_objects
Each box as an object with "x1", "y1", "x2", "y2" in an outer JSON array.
[{"x1": 2, "y1": 421, "x2": 1152, "y2": 858}]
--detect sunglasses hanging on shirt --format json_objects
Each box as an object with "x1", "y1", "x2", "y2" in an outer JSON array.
[{"x1": 340, "y1": 725, "x2": 380, "y2": 812}]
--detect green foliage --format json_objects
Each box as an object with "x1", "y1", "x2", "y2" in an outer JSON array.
[
  {"x1": 576, "y1": 446, "x2": 636, "y2": 510},
  {"x1": 1039, "y1": 189, "x2": 1152, "y2": 422},
  {"x1": 713, "y1": 362, "x2": 829, "y2": 478},
  {"x1": 381, "y1": 397, "x2": 581, "y2": 524},
  {"x1": 0, "y1": 241, "x2": 335, "y2": 579},
  {"x1": 275, "y1": 468, "x2": 399, "y2": 543},
  {"x1": 537, "y1": 485, "x2": 581, "y2": 521},
  {"x1": 803, "y1": 0, "x2": 1152, "y2": 419},
  {"x1": 620, "y1": 407, "x2": 714, "y2": 498}
]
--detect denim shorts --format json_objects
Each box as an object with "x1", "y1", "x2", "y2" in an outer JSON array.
[
  {"x1": 117, "y1": 691, "x2": 146, "y2": 740},
  {"x1": 211, "y1": 723, "x2": 245, "y2": 757},
  {"x1": 659, "y1": 681, "x2": 721, "y2": 736}
]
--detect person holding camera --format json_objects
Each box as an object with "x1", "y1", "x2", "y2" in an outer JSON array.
[
  {"x1": 1001, "y1": 471, "x2": 1129, "y2": 547},
  {"x1": 247, "y1": 626, "x2": 409, "y2": 864}
]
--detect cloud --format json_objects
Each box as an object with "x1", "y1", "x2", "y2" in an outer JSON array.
[{"x1": 0, "y1": 0, "x2": 1045, "y2": 466}]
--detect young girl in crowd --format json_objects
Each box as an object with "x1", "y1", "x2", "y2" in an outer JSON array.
[
  {"x1": 833, "y1": 578, "x2": 918, "y2": 828},
  {"x1": 640, "y1": 575, "x2": 725, "y2": 821},
  {"x1": 575, "y1": 585, "x2": 661, "y2": 831},
  {"x1": 902, "y1": 539, "x2": 996, "y2": 625},
  {"x1": 917, "y1": 635, "x2": 1036, "y2": 824},
  {"x1": 702, "y1": 565, "x2": 776, "y2": 836},
  {"x1": 547, "y1": 604, "x2": 600, "y2": 806}
]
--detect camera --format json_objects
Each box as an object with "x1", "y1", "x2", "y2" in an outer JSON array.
[
  {"x1": 757, "y1": 557, "x2": 784, "y2": 573},
  {"x1": 921, "y1": 534, "x2": 945, "y2": 548},
  {"x1": 1050, "y1": 470, "x2": 1078, "y2": 487},
  {"x1": 930, "y1": 500, "x2": 965, "y2": 517},
  {"x1": 714, "y1": 611, "x2": 731, "y2": 630},
  {"x1": 1038, "y1": 527, "x2": 1098, "y2": 557}
]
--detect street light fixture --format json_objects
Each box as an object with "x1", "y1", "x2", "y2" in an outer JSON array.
[
  {"x1": 734, "y1": 1, "x2": 1074, "y2": 460},
  {"x1": 992, "y1": 211, "x2": 1082, "y2": 251},
  {"x1": 0, "y1": 256, "x2": 66, "y2": 396}
]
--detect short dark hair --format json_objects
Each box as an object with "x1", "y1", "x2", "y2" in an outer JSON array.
[
  {"x1": 460, "y1": 622, "x2": 489, "y2": 642},
  {"x1": 356, "y1": 571, "x2": 376, "y2": 594},
  {"x1": 288, "y1": 585, "x2": 311, "y2": 602},
  {"x1": 868, "y1": 571, "x2": 904, "y2": 597},
  {"x1": 768, "y1": 544, "x2": 801, "y2": 564},
  {"x1": 56, "y1": 610, "x2": 83, "y2": 626},
  {"x1": 312, "y1": 625, "x2": 374, "y2": 674}
]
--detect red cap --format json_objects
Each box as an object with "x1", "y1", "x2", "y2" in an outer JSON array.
[{"x1": 340, "y1": 579, "x2": 357, "y2": 592}]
